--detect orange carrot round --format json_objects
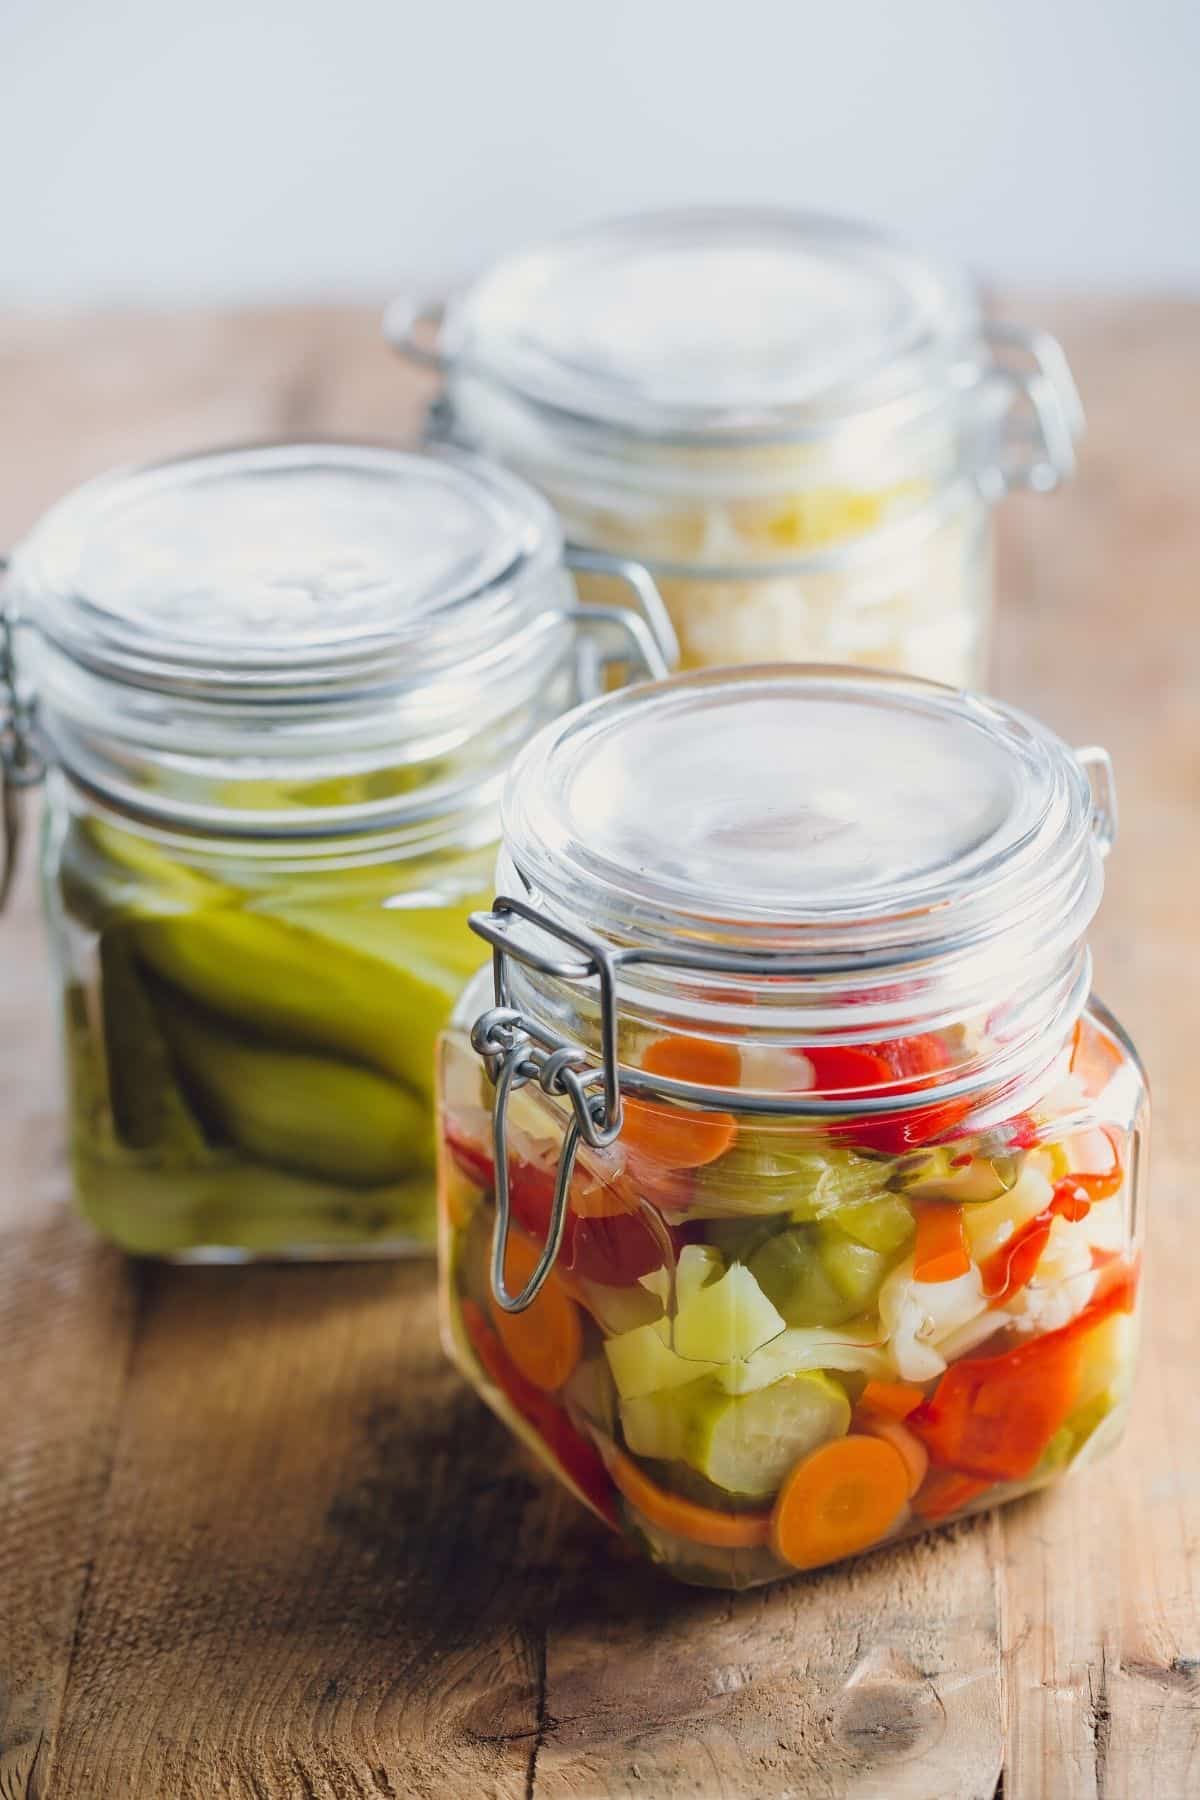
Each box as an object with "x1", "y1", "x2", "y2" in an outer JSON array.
[
  {"x1": 604, "y1": 1444, "x2": 771, "y2": 1550},
  {"x1": 912, "y1": 1200, "x2": 971, "y2": 1283},
  {"x1": 488, "y1": 1230, "x2": 582, "y2": 1394},
  {"x1": 771, "y1": 1434, "x2": 910, "y2": 1570},
  {"x1": 619, "y1": 1097, "x2": 738, "y2": 1170},
  {"x1": 616, "y1": 1034, "x2": 741, "y2": 1170},
  {"x1": 640, "y1": 1033, "x2": 743, "y2": 1090},
  {"x1": 857, "y1": 1414, "x2": 929, "y2": 1499}
]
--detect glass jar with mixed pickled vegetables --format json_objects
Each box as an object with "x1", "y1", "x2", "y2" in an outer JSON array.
[
  {"x1": 437, "y1": 666, "x2": 1146, "y2": 1588},
  {"x1": 389, "y1": 208, "x2": 1083, "y2": 687},
  {"x1": 0, "y1": 443, "x2": 672, "y2": 1259}
]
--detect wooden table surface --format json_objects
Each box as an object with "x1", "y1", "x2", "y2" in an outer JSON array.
[{"x1": 1, "y1": 299, "x2": 1197, "y2": 1800}]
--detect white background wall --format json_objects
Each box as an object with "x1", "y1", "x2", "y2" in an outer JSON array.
[{"x1": 2, "y1": 0, "x2": 1197, "y2": 305}]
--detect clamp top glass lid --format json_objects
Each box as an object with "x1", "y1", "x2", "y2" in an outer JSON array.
[
  {"x1": 501, "y1": 665, "x2": 1107, "y2": 963},
  {"x1": 9, "y1": 442, "x2": 563, "y2": 697},
  {"x1": 436, "y1": 208, "x2": 980, "y2": 441}
]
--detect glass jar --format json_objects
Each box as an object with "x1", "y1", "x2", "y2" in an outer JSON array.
[
  {"x1": 436, "y1": 666, "x2": 1146, "y2": 1588},
  {"x1": 388, "y1": 208, "x2": 1083, "y2": 686},
  {"x1": 0, "y1": 443, "x2": 672, "y2": 1260}
]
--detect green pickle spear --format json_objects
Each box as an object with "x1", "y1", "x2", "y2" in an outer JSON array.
[
  {"x1": 98, "y1": 930, "x2": 209, "y2": 1156},
  {"x1": 61, "y1": 812, "x2": 488, "y2": 1254},
  {"x1": 154, "y1": 988, "x2": 433, "y2": 1186}
]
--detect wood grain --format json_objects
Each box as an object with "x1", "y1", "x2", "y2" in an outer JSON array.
[{"x1": 0, "y1": 299, "x2": 1196, "y2": 1800}]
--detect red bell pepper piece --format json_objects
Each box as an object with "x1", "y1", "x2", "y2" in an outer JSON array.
[
  {"x1": 913, "y1": 1468, "x2": 993, "y2": 1522},
  {"x1": 908, "y1": 1262, "x2": 1138, "y2": 1482},
  {"x1": 444, "y1": 1123, "x2": 495, "y2": 1191},
  {"x1": 442, "y1": 1124, "x2": 670, "y2": 1287},
  {"x1": 802, "y1": 1036, "x2": 974, "y2": 1154}
]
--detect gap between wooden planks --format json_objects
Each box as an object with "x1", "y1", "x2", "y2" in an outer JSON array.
[{"x1": 0, "y1": 299, "x2": 1197, "y2": 1800}]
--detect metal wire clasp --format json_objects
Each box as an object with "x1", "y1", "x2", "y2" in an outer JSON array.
[
  {"x1": 1, "y1": 597, "x2": 46, "y2": 913},
  {"x1": 468, "y1": 897, "x2": 626, "y2": 1313},
  {"x1": 982, "y1": 322, "x2": 1085, "y2": 496},
  {"x1": 564, "y1": 545, "x2": 679, "y2": 691},
  {"x1": 1076, "y1": 745, "x2": 1118, "y2": 857}
]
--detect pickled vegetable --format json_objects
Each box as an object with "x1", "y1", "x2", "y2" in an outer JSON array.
[
  {"x1": 564, "y1": 483, "x2": 985, "y2": 688},
  {"x1": 439, "y1": 1009, "x2": 1143, "y2": 1589},
  {"x1": 621, "y1": 1371, "x2": 850, "y2": 1498},
  {"x1": 59, "y1": 814, "x2": 489, "y2": 1256}
]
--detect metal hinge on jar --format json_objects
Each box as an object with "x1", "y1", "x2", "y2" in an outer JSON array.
[
  {"x1": 982, "y1": 321, "x2": 1086, "y2": 496},
  {"x1": 1, "y1": 601, "x2": 47, "y2": 913},
  {"x1": 565, "y1": 546, "x2": 679, "y2": 694},
  {"x1": 1076, "y1": 744, "x2": 1118, "y2": 856}
]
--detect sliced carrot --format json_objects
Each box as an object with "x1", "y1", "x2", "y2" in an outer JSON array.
[
  {"x1": 912, "y1": 1200, "x2": 971, "y2": 1283},
  {"x1": 770, "y1": 1434, "x2": 910, "y2": 1571},
  {"x1": 912, "y1": 1467, "x2": 991, "y2": 1522},
  {"x1": 615, "y1": 1034, "x2": 742, "y2": 1170},
  {"x1": 857, "y1": 1379, "x2": 926, "y2": 1422},
  {"x1": 618, "y1": 1095, "x2": 738, "y2": 1170},
  {"x1": 603, "y1": 1443, "x2": 772, "y2": 1550},
  {"x1": 856, "y1": 1414, "x2": 929, "y2": 1499},
  {"x1": 640, "y1": 1033, "x2": 743, "y2": 1090},
  {"x1": 487, "y1": 1231, "x2": 582, "y2": 1394}
]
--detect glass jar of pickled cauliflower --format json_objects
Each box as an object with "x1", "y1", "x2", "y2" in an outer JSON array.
[
  {"x1": 0, "y1": 443, "x2": 672, "y2": 1260},
  {"x1": 389, "y1": 208, "x2": 1083, "y2": 685},
  {"x1": 437, "y1": 666, "x2": 1146, "y2": 1588}
]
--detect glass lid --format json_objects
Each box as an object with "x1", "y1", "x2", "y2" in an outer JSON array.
[
  {"x1": 502, "y1": 665, "x2": 1101, "y2": 964},
  {"x1": 441, "y1": 209, "x2": 980, "y2": 442},
  {"x1": 10, "y1": 443, "x2": 563, "y2": 697}
]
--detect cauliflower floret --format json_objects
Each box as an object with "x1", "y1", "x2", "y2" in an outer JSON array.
[
  {"x1": 878, "y1": 1255, "x2": 989, "y2": 1382},
  {"x1": 1003, "y1": 1215, "x2": 1098, "y2": 1336}
]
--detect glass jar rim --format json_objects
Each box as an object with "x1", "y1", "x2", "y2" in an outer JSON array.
[
  {"x1": 8, "y1": 440, "x2": 568, "y2": 704},
  {"x1": 482, "y1": 666, "x2": 1112, "y2": 1063},
  {"x1": 433, "y1": 207, "x2": 982, "y2": 448},
  {"x1": 503, "y1": 666, "x2": 1104, "y2": 953},
  {"x1": 3, "y1": 440, "x2": 664, "y2": 848}
]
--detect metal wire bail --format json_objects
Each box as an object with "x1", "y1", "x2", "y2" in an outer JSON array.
[
  {"x1": 469, "y1": 896, "x2": 628, "y2": 1311},
  {"x1": 1076, "y1": 745, "x2": 1118, "y2": 857},
  {"x1": 563, "y1": 545, "x2": 679, "y2": 689},
  {"x1": 983, "y1": 321, "x2": 1085, "y2": 496}
]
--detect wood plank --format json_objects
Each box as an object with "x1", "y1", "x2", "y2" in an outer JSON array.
[
  {"x1": 533, "y1": 1517, "x2": 1005, "y2": 1799},
  {"x1": 47, "y1": 1262, "x2": 546, "y2": 1800}
]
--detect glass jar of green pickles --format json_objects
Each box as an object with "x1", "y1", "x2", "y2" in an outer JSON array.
[{"x1": 1, "y1": 443, "x2": 671, "y2": 1259}]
